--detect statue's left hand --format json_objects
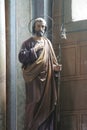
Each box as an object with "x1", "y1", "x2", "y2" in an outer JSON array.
[{"x1": 53, "y1": 64, "x2": 62, "y2": 71}]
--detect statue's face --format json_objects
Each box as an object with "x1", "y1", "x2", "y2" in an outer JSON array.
[{"x1": 34, "y1": 21, "x2": 46, "y2": 37}]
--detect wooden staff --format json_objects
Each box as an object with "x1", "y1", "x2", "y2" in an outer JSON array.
[
  {"x1": 55, "y1": 24, "x2": 66, "y2": 130},
  {"x1": 54, "y1": 42, "x2": 61, "y2": 130}
]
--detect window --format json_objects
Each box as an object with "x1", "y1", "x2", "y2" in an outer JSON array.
[
  {"x1": 72, "y1": 0, "x2": 87, "y2": 22},
  {"x1": 62, "y1": 0, "x2": 87, "y2": 32}
]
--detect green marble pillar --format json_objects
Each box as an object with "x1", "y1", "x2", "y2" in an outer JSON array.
[{"x1": 6, "y1": 0, "x2": 32, "y2": 129}]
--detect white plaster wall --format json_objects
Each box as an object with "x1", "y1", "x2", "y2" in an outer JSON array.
[{"x1": 0, "y1": 0, "x2": 6, "y2": 129}]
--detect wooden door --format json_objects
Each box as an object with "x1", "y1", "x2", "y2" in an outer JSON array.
[{"x1": 53, "y1": 0, "x2": 87, "y2": 130}]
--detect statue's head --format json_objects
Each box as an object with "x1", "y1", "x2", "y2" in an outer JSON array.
[{"x1": 32, "y1": 17, "x2": 47, "y2": 37}]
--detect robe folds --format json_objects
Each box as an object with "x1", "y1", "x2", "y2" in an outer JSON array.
[{"x1": 20, "y1": 37, "x2": 58, "y2": 130}]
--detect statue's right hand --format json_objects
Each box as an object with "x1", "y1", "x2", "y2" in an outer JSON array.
[{"x1": 34, "y1": 43, "x2": 44, "y2": 52}]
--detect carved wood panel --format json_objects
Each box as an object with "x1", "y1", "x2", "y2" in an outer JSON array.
[{"x1": 52, "y1": 0, "x2": 87, "y2": 130}]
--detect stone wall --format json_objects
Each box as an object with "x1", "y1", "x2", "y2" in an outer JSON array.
[{"x1": 16, "y1": 0, "x2": 32, "y2": 130}]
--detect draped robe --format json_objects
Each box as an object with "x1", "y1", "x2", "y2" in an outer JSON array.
[{"x1": 19, "y1": 37, "x2": 58, "y2": 130}]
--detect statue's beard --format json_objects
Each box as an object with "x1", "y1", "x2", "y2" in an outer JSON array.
[{"x1": 35, "y1": 30, "x2": 44, "y2": 37}]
